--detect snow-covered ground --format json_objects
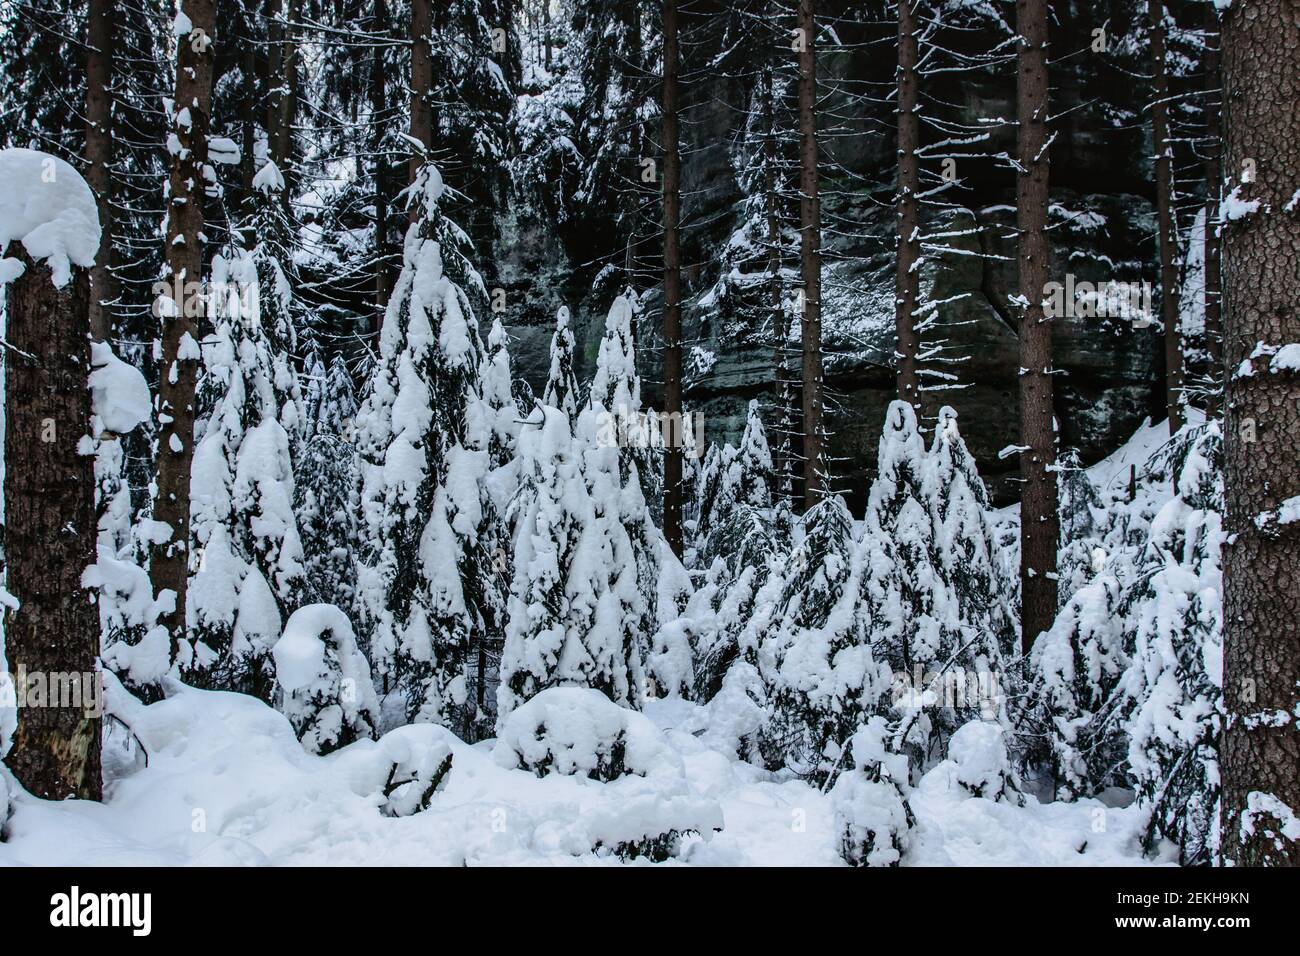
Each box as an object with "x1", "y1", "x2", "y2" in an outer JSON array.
[{"x1": 0, "y1": 683, "x2": 1168, "y2": 867}]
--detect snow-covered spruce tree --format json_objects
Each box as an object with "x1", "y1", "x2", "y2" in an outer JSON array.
[
  {"x1": 689, "y1": 503, "x2": 786, "y2": 702},
  {"x1": 586, "y1": 295, "x2": 661, "y2": 653},
  {"x1": 235, "y1": 160, "x2": 306, "y2": 436},
  {"x1": 1057, "y1": 448, "x2": 1107, "y2": 603},
  {"x1": 859, "y1": 401, "x2": 971, "y2": 760},
  {"x1": 86, "y1": 342, "x2": 162, "y2": 697},
  {"x1": 1112, "y1": 423, "x2": 1225, "y2": 865},
  {"x1": 645, "y1": 538, "x2": 698, "y2": 701},
  {"x1": 925, "y1": 406, "x2": 1016, "y2": 662},
  {"x1": 477, "y1": 318, "x2": 521, "y2": 471},
  {"x1": 356, "y1": 161, "x2": 504, "y2": 737},
  {"x1": 1020, "y1": 570, "x2": 1128, "y2": 799},
  {"x1": 186, "y1": 233, "x2": 308, "y2": 702},
  {"x1": 758, "y1": 496, "x2": 889, "y2": 781},
  {"x1": 542, "y1": 305, "x2": 580, "y2": 422},
  {"x1": 830, "y1": 717, "x2": 916, "y2": 867},
  {"x1": 294, "y1": 352, "x2": 363, "y2": 622},
  {"x1": 694, "y1": 399, "x2": 774, "y2": 550},
  {"x1": 589, "y1": 293, "x2": 659, "y2": 509},
  {"x1": 685, "y1": 406, "x2": 783, "y2": 702},
  {"x1": 272, "y1": 604, "x2": 381, "y2": 755},
  {"x1": 497, "y1": 404, "x2": 647, "y2": 724}
]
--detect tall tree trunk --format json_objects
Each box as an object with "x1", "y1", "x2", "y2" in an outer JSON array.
[
  {"x1": 409, "y1": 0, "x2": 433, "y2": 202},
  {"x1": 266, "y1": 0, "x2": 284, "y2": 162},
  {"x1": 239, "y1": 27, "x2": 258, "y2": 202},
  {"x1": 371, "y1": 0, "x2": 391, "y2": 331},
  {"x1": 895, "y1": 0, "x2": 921, "y2": 415},
  {"x1": 764, "y1": 65, "x2": 793, "y2": 501},
  {"x1": 1219, "y1": 0, "x2": 1300, "y2": 868},
  {"x1": 543, "y1": 0, "x2": 552, "y2": 70},
  {"x1": 797, "y1": 0, "x2": 825, "y2": 508},
  {"x1": 1150, "y1": 0, "x2": 1184, "y2": 432},
  {"x1": 621, "y1": 0, "x2": 644, "y2": 304},
  {"x1": 661, "y1": 0, "x2": 683, "y2": 557},
  {"x1": 1203, "y1": 6, "x2": 1223, "y2": 419},
  {"x1": 3, "y1": 250, "x2": 102, "y2": 801},
  {"x1": 269, "y1": 0, "x2": 301, "y2": 209},
  {"x1": 83, "y1": 0, "x2": 113, "y2": 344},
  {"x1": 1016, "y1": 0, "x2": 1058, "y2": 652},
  {"x1": 151, "y1": 0, "x2": 217, "y2": 661}
]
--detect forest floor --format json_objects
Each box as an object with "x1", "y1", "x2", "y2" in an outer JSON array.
[
  {"x1": 0, "y1": 683, "x2": 1171, "y2": 867},
  {"x1": 0, "y1": 419, "x2": 1189, "y2": 867}
]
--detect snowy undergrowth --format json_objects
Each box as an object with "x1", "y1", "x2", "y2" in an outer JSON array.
[{"x1": 0, "y1": 683, "x2": 1165, "y2": 867}]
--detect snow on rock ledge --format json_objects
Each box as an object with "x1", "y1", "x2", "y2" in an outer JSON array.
[{"x1": 0, "y1": 148, "x2": 101, "y2": 289}]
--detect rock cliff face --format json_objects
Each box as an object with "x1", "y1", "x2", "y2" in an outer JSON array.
[{"x1": 494, "y1": 4, "x2": 1178, "y2": 509}]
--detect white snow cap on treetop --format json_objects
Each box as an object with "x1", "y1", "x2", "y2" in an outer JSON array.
[
  {"x1": 253, "y1": 159, "x2": 285, "y2": 194},
  {"x1": 0, "y1": 148, "x2": 102, "y2": 289}
]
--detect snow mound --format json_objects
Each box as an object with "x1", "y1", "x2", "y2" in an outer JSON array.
[
  {"x1": 273, "y1": 604, "x2": 380, "y2": 755},
  {"x1": 0, "y1": 686, "x2": 1166, "y2": 866},
  {"x1": 0, "y1": 147, "x2": 102, "y2": 288},
  {"x1": 699, "y1": 662, "x2": 767, "y2": 763},
  {"x1": 941, "y1": 720, "x2": 1021, "y2": 804},
  {"x1": 89, "y1": 342, "x2": 152, "y2": 434},
  {"x1": 829, "y1": 718, "x2": 915, "y2": 867},
  {"x1": 494, "y1": 687, "x2": 679, "y2": 782},
  {"x1": 331, "y1": 723, "x2": 457, "y2": 817}
]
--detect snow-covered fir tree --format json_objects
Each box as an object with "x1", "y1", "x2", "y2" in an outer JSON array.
[
  {"x1": 830, "y1": 717, "x2": 916, "y2": 867},
  {"x1": 355, "y1": 161, "x2": 504, "y2": 738},
  {"x1": 1057, "y1": 448, "x2": 1107, "y2": 603},
  {"x1": 1021, "y1": 569, "x2": 1129, "y2": 799},
  {"x1": 497, "y1": 404, "x2": 648, "y2": 724},
  {"x1": 273, "y1": 604, "x2": 381, "y2": 756},
  {"x1": 858, "y1": 402, "x2": 974, "y2": 759},
  {"x1": 186, "y1": 199, "x2": 309, "y2": 701},
  {"x1": 1112, "y1": 423, "x2": 1225, "y2": 864},
  {"x1": 925, "y1": 407, "x2": 1017, "y2": 661},
  {"x1": 758, "y1": 496, "x2": 886, "y2": 780},
  {"x1": 477, "y1": 317, "x2": 521, "y2": 471},
  {"x1": 87, "y1": 343, "x2": 161, "y2": 697},
  {"x1": 542, "y1": 305, "x2": 580, "y2": 422},
  {"x1": 694, "y1": 399, "x2": 774, "y2": 551},
  {"x1": 294, "y1": 352, "x2": 363, "y2": 624}
]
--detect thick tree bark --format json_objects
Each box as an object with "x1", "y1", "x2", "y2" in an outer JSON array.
[
  {"x1": 1150, "y1": 0, "x2": 1184, "y2": 431},
  {"x1": 3, "y1": 251, "x2": 102, "y2": 801},
  {"x1": 408, "y1": 0, "x2": 433, "y2": 203},
  {"x1": 661, "y1": 0, "x2": 683, "y2": 557},
  {"x1": 543, "y1": 0, "x2": 552, "y2": 70},
  {"x1": 797, "y1": 0, "x2": 825, "y2": 508},
  {"x1": 1203, "y1": 6, "x2": 1223, "y2": 418},
  {"x1": 895, "y1": 0, "x2": 922, "y2": 415},
  {"x1": 370, "y1": 0, "x2": 391, "y2": 331},
  {"x1": 83, "y1": 0, "x2": 114, "y2": 344},
  {"x1": 1016, "y1": 0, "x2": 1058, "y2": 651},
  {"x1": 763, "y1": 65, "x2": 793, "y2": 500},
  {"x1": 239, "y1": 23, "x2": 259, "y2": 201},
  {"x1": 151, "y1": 0, "x2": 217, "y2": 660},
  {"x1": 621, "y1": 1, "x2": 645, "y2": 304},
  {"x1": 267, "y1": 0, "x2": 301, "y2": 208},
  {"x1": 266, "y1": 0, "x2": 284, "y2": 159},
  {"x1": 1219, "y1": 0, "x2": 1300, "y2": 868}
]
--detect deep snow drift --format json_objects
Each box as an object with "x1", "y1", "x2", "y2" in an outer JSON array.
[{"x1": 0, "y1": 679, "x2": 1166, "y2": 867}]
